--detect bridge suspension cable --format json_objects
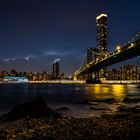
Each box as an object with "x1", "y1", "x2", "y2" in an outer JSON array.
[
  {"x1": 77, "y1": 48, "x2": 107, "y2": 73},
  {"x1": 78, "y1": 53, "x2": 87, "y2": 71}
]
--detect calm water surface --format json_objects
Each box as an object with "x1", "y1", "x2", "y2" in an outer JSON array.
[{"x1": 0, "y1": 83, "x2": 139, "y2": 117}]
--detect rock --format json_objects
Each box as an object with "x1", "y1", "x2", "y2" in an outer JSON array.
[
  {"x1": 73, "y1": 100, "x2": 89, "y2": 105},
  {"x1": 88, "y1": 102, "x2": 99, "y2": 105},
  {"x1": 123, "y1": 97, "x2": 131, "y2": 102},
  {"x1": 117, "y1": 105, "x2": 140, "y2": 114},
  {"x1": 94, "y1": 98, "x2": 114, "y2": 103},
  {"x1": 0, "y1": 130, "x2": 9, "y2": 139},
  {"x1": 0, "y1": 96, "x2": 61, "y2": 122},
  {"x1": 131, "y1": 106, "x2": 140, "y2": 113},
  {"x1": 73, "y1": 98, "x2": 114, "y2": 105},
  {"x1": 123, "y1": 97, "x2": 140, "y2": 103},
  {"x1": 101, "y1": 113, "x2": 129, "y2": 119},
  {"x1": 90, "y1": 107, "x2": 110, "y2": 111},
  {"x1": 117, "y1": 106, "x2": 130, "y2": 113},
  {"x1": 56, "y1": 107, "x2": 70, "y2": 111}
]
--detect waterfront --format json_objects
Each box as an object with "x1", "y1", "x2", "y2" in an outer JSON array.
[{"x1": 0, "y1": 83, "x2": 140, "y2": 117}]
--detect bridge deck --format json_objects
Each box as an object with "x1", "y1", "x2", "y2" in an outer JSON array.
[{"x1": 77, "y1": 39, "x2": 140, "y2": 75}]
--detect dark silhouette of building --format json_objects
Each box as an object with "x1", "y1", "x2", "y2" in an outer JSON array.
[{"x1": 53, "y1": 62, "x2": 59, "y2": 79}]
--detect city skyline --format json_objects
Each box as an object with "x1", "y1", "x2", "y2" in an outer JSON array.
[{"x1": 0, "y1": 0, "x2": 140, "y2": 76}]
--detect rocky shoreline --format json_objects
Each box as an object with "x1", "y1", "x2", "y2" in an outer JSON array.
[
  {"x1": 0, "y1": 96, "x2": 140, "y2": 140},
  {"x1": 1, "y1": 113, "x2": 140, "y2": 140}
]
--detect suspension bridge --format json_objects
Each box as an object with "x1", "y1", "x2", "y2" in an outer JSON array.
[{"x1": 74, "y1": 35, "x2": 140, "y2": 83}]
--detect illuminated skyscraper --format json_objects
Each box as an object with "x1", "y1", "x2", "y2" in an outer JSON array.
[
  {"x1": 96, "y1": 14, "x2": 108, "y2": 54},
  {"x1": 96, "y1": 14, "x2": 108, "y2": 80},
  {"x1": 53, "y1": 62, "x2": 59, "y2": 79}
]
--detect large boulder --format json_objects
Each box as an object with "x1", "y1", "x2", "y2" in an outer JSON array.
[{"x1": 0, "y1": 96, "x2": 61, "y2": 122}]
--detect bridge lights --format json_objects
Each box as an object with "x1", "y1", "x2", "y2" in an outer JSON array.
[
  {"x1": 116, "y1": 46, "x2": 121, "y2": 50},
  {"x1": 96, "y1": 58, "x2": 99, "y2": 61},
  {"x1": 116, "y1": 46, "x2": 121, "y2": 52}
]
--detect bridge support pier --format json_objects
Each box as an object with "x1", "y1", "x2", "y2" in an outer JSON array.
[{"x1": 95, "y1": 71, "x2": 100, "y2": 81}]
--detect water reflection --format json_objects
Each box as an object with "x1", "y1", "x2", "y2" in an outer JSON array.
[
  {"x1": 87, "y1": 84, "x2": 111, "y2": 99},
  {"x1": 86, "y1": 84, "x2": 126, "y2": 101},
  {"x1": 112, "y1": 85, "x2": 126, "y2": 101},
  {"x1": 0, "y1": 83, "x2": 139, "y2": 117}
]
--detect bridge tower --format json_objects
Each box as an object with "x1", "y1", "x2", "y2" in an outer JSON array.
[
  {"x1": 86, "y1": 48, "x2": 93, "y2": 81},
  {"x1": 86, "y1": 47, "x2": 101, "y2": 83}
]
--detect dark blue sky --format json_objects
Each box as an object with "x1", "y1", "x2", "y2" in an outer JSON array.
[{"x1": 0, "y1": 0, "x2": 140, "y2": 76}]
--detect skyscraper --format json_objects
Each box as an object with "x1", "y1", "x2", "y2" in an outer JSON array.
[
  {"x1": 96, "y1": 14, "x2": 108, "y2": 80},
  {"x1": 96, "y1": 14, "x2": 108, "y2": 54},
  {"x1": 53, "y1": 62, "x2": 59, "y2": 79}
]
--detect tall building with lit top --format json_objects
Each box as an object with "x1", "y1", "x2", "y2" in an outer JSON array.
[
  {"x1": 96, "y1": 14, "x2": 108, "y2": 80},
  {"x1": 53, "y1": 62, "x2": 59, "y2": 79},
  {"x1": 96, "y1": 14, "x2": 108, "y2": 54}
]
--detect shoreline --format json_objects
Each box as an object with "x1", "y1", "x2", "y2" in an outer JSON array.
[
  {"x1": 0, "y1": 80, "x2": 140, "y2": 84},
  {"x1": 1, "y1": 96, "x2": 140, "y2": 139},
  {"x1": 0, "y1": 112, "x2": 140, "y2": 140}
]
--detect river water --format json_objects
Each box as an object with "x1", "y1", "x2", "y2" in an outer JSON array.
[{"x1": 0, "y1": 83, "x2": 140, "y2": 117}]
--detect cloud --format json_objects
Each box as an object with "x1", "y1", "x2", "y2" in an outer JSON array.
[
  {"x1": 24, "y1": 55, "x2": 39, "y2": 61},
  {"x1": 2, "y1": 50, "x2": 73, "y2": 63},
  {"x1": 44, "y1": 50, "x2": 72, "y2": 56},
  {"x1": 2, "y1": 54, "x2": 39, "y2": 63},
  {"x1": 24, "y1": 56, "x2": 30, "y2": 61},
  {"x1": 2, "y1": 50, "x2": 73, "y2": 65},
  {"x1": 53, "y1": 58, "x2": 61, "y2": 63},
  {"x1": 45, "y1": 51, "x2": 61, "y2": 56},
  {"x1": 3, "y1": 58, "x2": 16, "y2": 63}
]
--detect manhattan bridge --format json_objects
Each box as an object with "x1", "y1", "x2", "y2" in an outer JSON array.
[{"x1": 74, "y1": 14, "x2": 140, "y2": 83}]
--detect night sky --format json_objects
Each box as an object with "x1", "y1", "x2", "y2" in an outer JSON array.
[{"x1": 0, "y1": 0, "x2": 140, "y2": 76}]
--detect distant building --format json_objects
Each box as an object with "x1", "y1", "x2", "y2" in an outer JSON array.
[
  {"x1": 53, "y1": 62, "x2": 59, "y2": 79},
  {"x1": 107, "y1": 69, "x2": 120, "y2": 80},
  {"x1": 60, "y1": 73, "x2": 64, "y2": 79},
  {"x1": 0, "y1": 78, "x2": 4, "y2": 81},
  {"x1": 107, "y1": 65, "x2": 139, "y2": 80},
  {"x1": 42, "y1": 72, "x2": 53, "y2": 81},
  {"x1": 10, "y1": 69, "x2": 17, "y2": 76},
  {"x1": 120, "y1": 65, "x2": 139, "y2": 80}
]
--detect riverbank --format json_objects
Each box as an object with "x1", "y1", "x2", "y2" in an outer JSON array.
[
  {"x1": 0, "y1": 112, "x2": 140, "y2": 140},
  {"x1": 1, "y1": 96, "x2": 140, "y2": 140},
  {"x1": 0, "y1": 85, "x2": 140, "y2": 140}
]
